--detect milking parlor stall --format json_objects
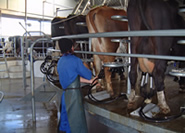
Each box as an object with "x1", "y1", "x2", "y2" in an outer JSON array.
[{"x1": 1, "y1": 0, "x2": 185, "y2": 133}]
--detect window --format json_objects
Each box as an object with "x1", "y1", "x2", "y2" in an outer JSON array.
[{"x1": 1, "y1": 16, "x2": 51, "y2": 40}]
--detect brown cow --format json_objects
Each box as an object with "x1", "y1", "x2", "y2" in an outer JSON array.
[{"x1": 86, "y1": 6, "x2": 128, "y2": 96}]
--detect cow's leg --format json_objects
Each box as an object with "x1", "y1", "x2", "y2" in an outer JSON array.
[
  {"x1": 153, "y1": 60, "x2": 170, "y2": 114},
  {"x1": 127, "y1": 57, "x2": 138, "y2": 109},
  {"x1": 93, "y1": 54, "x2": 102, "y2": 76},
  {"x1": 178, "y1": 61, "x2": 185, "y2": 92},
  {"x1": 93, "y1": 54, "x2": 105, "y2": 91},
  {"x1": 104, "y1": 66, "x2": 114, "y2": 96}
]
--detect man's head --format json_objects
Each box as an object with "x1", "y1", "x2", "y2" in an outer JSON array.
[{"x1": 58, "y1": 38, "x2": 73, "y2": 54}]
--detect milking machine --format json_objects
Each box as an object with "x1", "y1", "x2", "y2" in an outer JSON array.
[
  {"x1": 40, "y1": 55, "x2": 52, "y2": 74},
  {"x1": 138, "y1": 72, "x2": 185, "y2": 122},
  {"x1": 87, "y1": 61, "x2": 128, "y2": 104},
  {"x1": 40, "y1": 55, "x2": 59, "y2": 83}
]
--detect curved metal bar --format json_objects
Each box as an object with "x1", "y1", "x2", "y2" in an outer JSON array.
[
  {"x1": 103, "y1": 62, "x2": 129, "y2": 67},
  {"x1": 30, "y1": 38, "x2": 52, "y2": 122},
  {"x1": 169, "y1": 71, "x2": 185, "y2": 77},
  {"x1": 0, "y1": 91, "x2": 4, "y2": 103},
  {"x1": 23, "y1": 31, "x2": 50, "y2": 38}
]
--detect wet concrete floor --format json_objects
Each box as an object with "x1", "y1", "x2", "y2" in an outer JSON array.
[
  {"x1": 0, "y1": 77, "x2": 121, "y2": 133},
  {"x1": 0, "y1": 74, "x2": 185, "y2": 133},
  {"x1": 0, "y1": 78, "x2": 58, "y2": 133}
]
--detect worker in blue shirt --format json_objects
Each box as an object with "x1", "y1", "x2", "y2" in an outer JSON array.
[{"x1": 57, "y1": 38, "x2": 97, "y2": 133}]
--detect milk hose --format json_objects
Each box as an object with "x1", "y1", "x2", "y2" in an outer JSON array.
[
  {"x1": 87, "y1": 68, "x2": 127, "y2": 104},
  {"x1": 139, "y1": 101, "x2": 185, "y2": 123}
]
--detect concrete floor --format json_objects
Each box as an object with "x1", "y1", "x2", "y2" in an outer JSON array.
[
  {"x1": 84, "y1": 75, "x2": 185, "y2": 133},
  {"x1": 0, "y1": 74, "x2": 185, "y2": 133},
  {"x1": 0, "y1": 77, "x2": 121, "y2": 133}
]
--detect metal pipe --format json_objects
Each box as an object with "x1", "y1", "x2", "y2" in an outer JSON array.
[
  {"x1": 19, "y1": 22, "x2": 31, "y2": 36},
  {"x1": 127, "y1": 39, "x2": 131, "y2": 94},
  {"x1": 21, "y1": 37, "x2": 26, "y2": 90},
  {"x1": 25, "y1": 0, "x2": 27, "y2": 30},
  {"x1": 0, "y1": 91, "x2": 4, "y2": 102},
  {"x1": 56, "y1": 8, "x2": 74, "y2": 16},
  {"x1": 74, "y1": 50, "x2": 185, "y2": 61},
  {"x1": 71, "y1": 0, "x2": 83, "y2": 14},
  {"x1": 102, "y1": 0, "x2": 107, "y2": 6},
  {"x1": 30, "y1": 38, "x2": 51, "y2": 122},
  {"x1": 51, "y1": 15, "x2": 80, "y2": 25},
  {"x1": 13, "y1": 37, "x2": 16, "y2": 56},
  {"x1": 81, "y1": 0, "x2": 90, "y2": 14},
  {"x1": 52, "y1": 29, "x2": 185, "y2": 40}
]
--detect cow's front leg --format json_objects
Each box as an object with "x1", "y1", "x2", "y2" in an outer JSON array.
[
  {"x1": 93, "y1": 54, "x2": 105, "y2": 91},
  {"x1": 104, "y1": 67, "x2": 114, "y2": 96},
  {"x1": 153, "y1": 61, "x2": 170, "y2": 114}
]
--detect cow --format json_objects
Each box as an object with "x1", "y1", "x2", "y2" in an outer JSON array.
[
  {"x1": 51, "y1": 15, "x2": 90, "y2": 58},
  {"x1": 127, "y1": 0, "x2": 184, "y2": 114},
  {"x1": 86, "y1": 6, "x2": 128, "y2": 96},
  {"x1": 8, "y1": 36, "x2": 22, "y2": 56},
  {"x1": 4, "y1": 35, "x2": 53, "y2": 57},
  {"x1": 48, "y1": 15, "x2": 92, "y2": 83}
]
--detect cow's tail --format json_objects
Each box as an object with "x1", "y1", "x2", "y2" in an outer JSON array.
[
  {"x1": 138, "y1": 0, "x2": 151, "y2": 30},
  {"x1": 87, "y1": 8, "x2": 102, "y2": 44}
]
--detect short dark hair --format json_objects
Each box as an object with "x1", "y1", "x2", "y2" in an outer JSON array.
[{"x1": 58, "y1": 38, "x2": 73, "y2": 54}]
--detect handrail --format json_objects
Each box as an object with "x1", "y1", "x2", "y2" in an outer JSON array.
[
  {"x1": 52, "y1": 29, "x2": 185, "y2": 40},
  {"x1": 74, "y1": 51, "x2": 185, "y2": 61},
  {"x1": 51, "y1": 29, "x2": 185, "y2": 62},
  {"x1": 29, "y1": 29, "x2": 185, "y2": 123},
  {"x1": 52, "y1": 29, "x2": 185, "y2": 96}
]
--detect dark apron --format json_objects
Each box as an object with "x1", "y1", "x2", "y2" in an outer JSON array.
[{"x1": 59, "y1": 76, "x2": 88, "y2": 133}]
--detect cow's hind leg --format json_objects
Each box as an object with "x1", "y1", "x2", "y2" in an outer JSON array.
[
  {"x1": 153, "y1": 60, "x2": 170, "y2": 114},
  {"x1": 178, "y1": 61, "x2": 185, "y2": 92},
  {"x1": 127, "y1": 57, "x2": 138, "y2": 109}
]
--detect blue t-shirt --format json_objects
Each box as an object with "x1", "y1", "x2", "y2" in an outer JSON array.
[{"x1": 57, "y1": 54, "x2": 92, "y2": 89}]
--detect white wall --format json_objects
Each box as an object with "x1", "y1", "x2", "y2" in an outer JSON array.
[{"x1": 0, "y1": 0, "x2": 77, "y2": 19}]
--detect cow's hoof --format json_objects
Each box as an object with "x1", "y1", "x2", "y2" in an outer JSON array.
[
  {"x1": 179, "y1": 89, "x2": 185, "y2": 92},
  {"x1": 158, "y1": 105, "x2": 170, "y2": 114},
  {"x1": 120, "y1": 75, "x2": 125, "y2": 81},
  {"x1": 127, "y1": 100, "x2": 139, "y2": 110},
  {"x1": 127, "y1": 95, "x2": 143, "y2": 110},
  {"x1": 109, "y1": 91, "x2": 114, "y2": 97},
  {"x1": 179, "y1": 85, "x2": 185, "y2": 92},
  {"x1": 173, "y1": 77, "x2": 179, "y2": 82},
  {"x1": 127, "y1": 101, "x2": 135, "y2": 109},
  {"x1": 96, "y1": 86, "x2": 104, "y2": 92}
]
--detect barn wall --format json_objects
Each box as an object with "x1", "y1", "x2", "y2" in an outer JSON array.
[{"x1": 0, "y1": 0, "x2": 77, "y2": 20}]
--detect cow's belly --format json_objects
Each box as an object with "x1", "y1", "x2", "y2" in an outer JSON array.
[{"x1": 138, "y1": 58, "x2": 154, "y2": 73}]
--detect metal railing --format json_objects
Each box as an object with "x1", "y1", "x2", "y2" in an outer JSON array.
[
  {"x1": 29, "y1": 38, "x2": 52, "y2": 122},
  {"x1": 29, "y1": 29, "x2": 185, "y2": 122},
  {"x1": 0, "y1": 91, "x2": 4, "y2": 103}
]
